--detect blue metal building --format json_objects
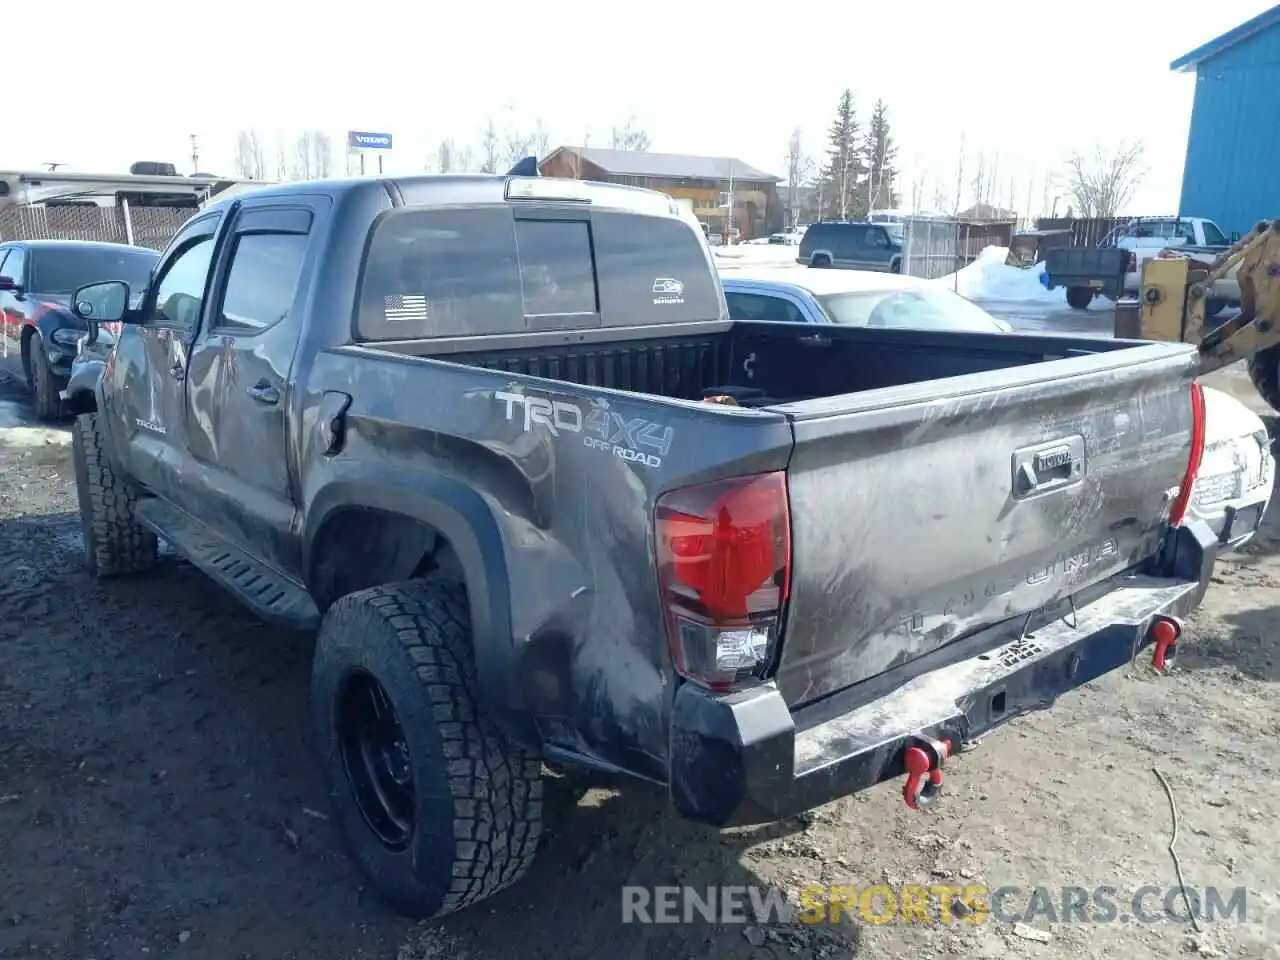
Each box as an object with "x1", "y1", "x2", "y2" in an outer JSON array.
[{"x1": 1171, "y1": 4, "x2": 1280, "y2": 236}]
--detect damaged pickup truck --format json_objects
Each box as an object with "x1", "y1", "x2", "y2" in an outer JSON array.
[{"x1": 66, "y1": 169, "x2": 1219, "y2": 919}]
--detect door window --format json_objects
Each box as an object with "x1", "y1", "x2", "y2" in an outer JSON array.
[
  {"x1": 835, "y1": 225, "x2": 865, "y2": 257},
  {"x1": 154, "y1": 237, "x2": 215, "y2": 331},
  {"x1": 216, "y1": 233, "x2": 310, "y2": 334},
  {"x1": 866, "y1": 228, "x2": 890, "y2": 249}
]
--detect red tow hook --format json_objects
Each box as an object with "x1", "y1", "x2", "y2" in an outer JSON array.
[
  {"x1": 903, "y1": 736, "x2": 952, "y2": 811},
  {"x1": 1150, "y1": 616, "x2": 1182, "y2": 673}
]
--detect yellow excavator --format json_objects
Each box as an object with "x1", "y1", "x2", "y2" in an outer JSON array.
[{"x1": 1126, "y1": 219, "x2": 1280, "y2": 411}]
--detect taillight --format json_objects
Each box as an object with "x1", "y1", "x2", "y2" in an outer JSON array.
[
  {"x1": 1168, "y1": 381, "x2": 1207, "y2": 526},
  {"x1": 1126, "y1": 251, "x2": 1137, "y2": 272},
  {"x1": 654, "y1": 471, "x2": 791, "y2": 691}
]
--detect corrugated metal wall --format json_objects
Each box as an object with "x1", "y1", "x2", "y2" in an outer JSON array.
[{"x1": 1179, "y1": 22, "x2": 1280, "y2": 236}]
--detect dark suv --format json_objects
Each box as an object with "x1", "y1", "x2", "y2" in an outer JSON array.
[{"x1": 797, "y1": 221, "x2": 903, "y2": 272}]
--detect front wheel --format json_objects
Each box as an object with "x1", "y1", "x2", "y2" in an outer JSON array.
[
  {"x1": 1065, "y1": 287, "x2": 1094, "y2": 310},
  {"x1": 72, "y1": 413, "x2": 158, "y2": 577},
  {"x1": 313, "y1": 580, "x2": 544, "y2": 919},
  {"x1": 30, "y1": 333, "x2": 66, "y2": 422}
]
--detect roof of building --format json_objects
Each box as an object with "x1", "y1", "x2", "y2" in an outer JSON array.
[
  {"x1": 1170, "y1": 3, "x2": 1280, "y2": 72},
  {"x1": 546, "y1": 146, "x2": 779, "y2": 182}
]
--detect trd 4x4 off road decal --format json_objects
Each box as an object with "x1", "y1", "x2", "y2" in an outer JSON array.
[{"x1": 495, "y1": 390, "x2": 673, "y2": 469}]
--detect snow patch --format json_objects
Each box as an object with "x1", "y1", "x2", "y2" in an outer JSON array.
[
  {"x1": 0, "y1": 400, "x2": 70, "y2": 448},
  {"x1": 935, "y1": 245, "x2": 1113, "y2": 311}
]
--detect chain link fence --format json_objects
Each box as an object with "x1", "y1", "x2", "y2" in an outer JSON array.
[
  {"x1": 901, "y1": 217, "x2": 1019, "y2": 279},
  {"x1": 0, "y1": 204, "x2": 193, "y2": 250}
]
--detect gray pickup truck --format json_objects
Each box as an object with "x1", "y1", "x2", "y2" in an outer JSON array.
[{"x1": 64, "y1": 170, "x2": 1218, "y2": 919}]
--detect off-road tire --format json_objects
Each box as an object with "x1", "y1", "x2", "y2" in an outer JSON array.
[
  {"x1": 313, "y1": 581, "x2": 543, "y2": 919},
  {"x1": 1065, "y1": 287, "x2": 1094, "y2": 310},
  {"x1": 30, "y1": 334, "x2": 65, "y2": 422},
  {"x1": 1247, "y1": 344, "x2": 1280, "y2": 415},
  {"x1": 72, "y1": 412, "x2": 158, "y2": 577}
]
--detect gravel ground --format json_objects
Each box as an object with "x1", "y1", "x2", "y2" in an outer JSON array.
[{"x1": 1, "y1": 349, "x2": 1278, "y2": 960}]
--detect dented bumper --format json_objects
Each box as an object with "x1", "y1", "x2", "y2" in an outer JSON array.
[{"x1": 669, "y1": 523, "x2": 1218, "y2": 827}]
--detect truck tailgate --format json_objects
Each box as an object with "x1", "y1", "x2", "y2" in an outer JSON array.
[{"x1": 772, "y1": 342, "x2": 1198, "y2": 708}]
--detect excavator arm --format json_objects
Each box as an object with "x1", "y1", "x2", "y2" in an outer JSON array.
[{"x1": 1136, "y1": 219, "x2": 1280, "y2": 384}]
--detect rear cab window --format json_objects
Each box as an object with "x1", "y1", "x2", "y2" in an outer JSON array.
[
  {"x1": 30, "y1": 246, "x2": 155, "y2": 294},
  {"x1": 356, "y1": 205, "x2": 722, "y2": 341}
]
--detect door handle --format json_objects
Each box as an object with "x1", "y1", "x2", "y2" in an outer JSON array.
[{"x1": 247, "y1": 381, "x2": 280, "y2": 405}]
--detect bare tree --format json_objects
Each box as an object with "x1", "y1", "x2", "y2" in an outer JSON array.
[
  {"x1": 530, "y1": 118, "x2": 551, "y2": 160},
  {"x1": 783, "y1": 128, "x2": 814, "y2": 230},
  {"x1": 274, "y1": 134, "x2": 289, "y2": 180},
  {"x1": 479, "y1": 118, "x2": 501, "y2": 173},
  {"x1": 610, "y1": 116, "x2": 651, "y2": 151},
  {"x1": 233, "y1": 129, "x2": 267, "y2": 180},
  {"x1": 951, "y1": 134, "x2": 967, "y2": 216},
  {"x1": 1064, "y1": 141, "x2": 1147, "y2": 218},
  {"x1": 291, "y1": 130, "x2": 333, "y2": 180},
  {"x1": 437, "y1": 139, "x2": 455, "y2": 173}
]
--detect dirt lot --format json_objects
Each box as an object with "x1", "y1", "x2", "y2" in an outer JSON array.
[{"x1": 1, "y1": 357, "x2": 1278, "y2": 960}]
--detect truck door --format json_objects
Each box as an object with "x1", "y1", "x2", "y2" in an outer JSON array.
[
  {"x1": 183, "y1": 201, "x2": 321, "y2": 577},
  {"x1": 106, "y1": 213, "x2": 221, "y2": 500}
]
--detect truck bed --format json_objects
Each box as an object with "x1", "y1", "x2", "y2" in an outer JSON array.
[{"x1": 370, "y1": 319, "x2": 1136, "y2": 406}]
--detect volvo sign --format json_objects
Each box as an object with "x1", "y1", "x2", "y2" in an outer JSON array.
[{"x1": 347, "y1": 131, "x2": 393, "y2": 150}]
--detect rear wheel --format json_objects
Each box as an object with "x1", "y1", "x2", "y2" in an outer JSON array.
[
  {"x1": 1247, "y1": 344, "x2": 1280, "y2": 415},
  {"x1": 1065, "y1": 287, "x2": 1094, "y2": 310},
  {"x1": 313, "y1": 580, "x2": 543, "y2": 918},
  {"x1": 810, "y1": 255, "x2": 831, "y2": 268}
]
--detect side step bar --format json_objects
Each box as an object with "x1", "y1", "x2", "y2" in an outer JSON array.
[{"x1": 133, "y1": 499, "x2": 320, "y2": 630}]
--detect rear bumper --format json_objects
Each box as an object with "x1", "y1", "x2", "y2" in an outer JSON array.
[{"x1": 669, "y1": 523, "x2": 1218, "y2": 826}]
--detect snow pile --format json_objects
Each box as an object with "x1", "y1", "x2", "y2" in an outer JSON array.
[
  {"x1": 936, "y1": 245, "x2": 1115, "y2": 311},
  {"x1": 935, "y1": 246, "x2": 1060, "y2": 301}
]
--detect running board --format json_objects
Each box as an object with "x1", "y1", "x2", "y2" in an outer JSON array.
[{"x1": 132, "y1": 499, "x2": 320, "y2": 630}]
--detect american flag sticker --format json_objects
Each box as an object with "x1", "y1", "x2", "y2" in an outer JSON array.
[{"x1": 384, "y1": 294, "x2": 429, "y2": 322}]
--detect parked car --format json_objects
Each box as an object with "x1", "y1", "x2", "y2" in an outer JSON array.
[
  {"x1": 797, "y1": 220, "x2": 903, "y2": 272},
  {"x1": 1191, "y1": 386, "x2": 1275, "y2": 550},
  {"x1": 0, "y1": 239, "x2": 157, "y2": 419},
  {"x1": 721, "y1": 269, "x2": 1012, "y2": 332},
  {"x1": 67, "y1": 171, "x2": 1227, "y2": 922}
]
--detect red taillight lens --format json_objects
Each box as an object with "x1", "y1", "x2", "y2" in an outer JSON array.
[
  {"x1": 654, "y1": 471, "x2": 791, "y2": 690},
  {"x1": 1168, "y1": 381, "x2": 1207, "y2": 526}
]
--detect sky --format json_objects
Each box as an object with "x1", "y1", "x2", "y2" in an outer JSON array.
[{"x1": 11, "y1": 0, "x2": 1276, "y2": 218}]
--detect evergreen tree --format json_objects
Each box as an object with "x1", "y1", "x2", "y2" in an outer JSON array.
[
  {"x1": 819, "y1": 89, "x2": 862, "y2": 220},
  {"x1": 862, "y1": 99, "x2": 899, "y2": 213}
]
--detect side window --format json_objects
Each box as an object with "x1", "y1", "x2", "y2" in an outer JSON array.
[
  {"x1": 153, "y1": 237, "x2": 215, "y2": 331},
  {"x1": 1201, "y1": 221, "x2": 1227, "y2": 246},
  {"x1": 867, "y1": 228, "x2": 890, "y2": 248},
  {"x1": 725, "y1": 292, "x2": 805, "y2": 323},
  {"x1": 0, "y1": 249, "x2": 9, "y2": 277},
  {"x1": 2, "y1": 247, "x2": 25, "y2": 284},
  {"x1": 216, "y1": 233, "x2": 310, "y2": 334},
  {"x1": 838, "y1": 226, "x2": 865, "y2": 256}
]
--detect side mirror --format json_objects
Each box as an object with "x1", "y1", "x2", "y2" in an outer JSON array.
[
  {"x1": 0, "y1": 275, "x2": 22, "y2": 295},
  {"x1": 72, "y1": 280, "x2": 134, "y2": 324}
]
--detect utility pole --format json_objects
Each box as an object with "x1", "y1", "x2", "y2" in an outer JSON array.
[
  {"x1": 726, "y1": 159, "x2": 735, "y2": 245},
  {"x1": 189, "y1": 134, "x2": 200, "y2": 173}
]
